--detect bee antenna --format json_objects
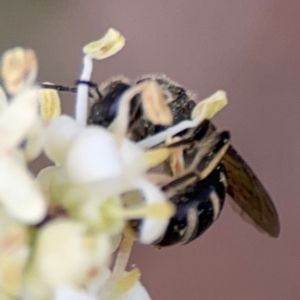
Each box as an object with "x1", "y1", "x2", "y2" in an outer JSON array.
[
  {"x1": 40, "y1": 81, "x2": 103, "y2": 100},
  {"x1": 76, "y1": 80, "x2": 103, "y2": 100},
  {"x1": 40, "y1": 83, "x2": 77, "y2": 93}
]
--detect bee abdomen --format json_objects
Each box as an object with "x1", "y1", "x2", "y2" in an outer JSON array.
[{"x1": 155, "y1": 164, "x2": 227, "y2": 247}]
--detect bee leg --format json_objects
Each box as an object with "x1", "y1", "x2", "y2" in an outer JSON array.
[
  {"x1": 157, "y1": 164, "x2": 227, "y2": 247},
  {"x1": 161, "y1": 130, "x2": 230, "y2": 198},
  {"x1": 166, "y1": 119, "x2": 211, "y2": 148},
  {"x1": 195, "y1": 131, "x2": 230, "y2": 180},
  {"x1": 162, "y1": 172, "x2": 198, "y2": 197},
  {"x1": 113, "y1": 81, "x2": 154, "y2": 143},
  {"x1": 40, "y1": 82, "x2": 77, "y2": 93},
  {"x1": 179, "y1": 130, "x2": 230, "y2": 180},
  {"x1": 111, "y1": 226, "x2": 135, "y2": 279},
  {"x1": 101, "y1": 227, "x2": 139, "y2": 299},
  {"x1": 40, "y1": 81, "x2": 100, "y2": 99},
  {"x1": 146, "y1": 172, "x2": 174, "y2": 185},
  {"x1": 165, "y1": 136, "x2": 185, "y2": 177}
]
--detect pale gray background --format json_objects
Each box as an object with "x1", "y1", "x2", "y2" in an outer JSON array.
[{"x1": 0, "y1": 1, "x2": 299, "y2": 299}]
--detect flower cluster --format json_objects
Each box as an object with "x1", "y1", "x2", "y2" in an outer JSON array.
[
  {"x1": 0, "y1": 28, "x2": 170, "y2": 300},
  {"x1": 0, "y1": 28, "x2": 228, "y2": 300}
]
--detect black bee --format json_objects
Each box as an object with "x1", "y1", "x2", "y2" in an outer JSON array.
[
  {"x1": 87, "y1": 75, "x2": 197, "y2": 140},
  {"x1": 41, "y1": 75, "x2": 280, "y2": 247},
  {"x1": 151, "y1": 118, "x2": 280, "y2": 246}
]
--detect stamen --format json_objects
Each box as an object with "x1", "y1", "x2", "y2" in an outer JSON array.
[
  {"x1": 75, "y1": 55, "x2": 93, "y2": 126},
  {"x1": 110, "y1": 202, "x2": 175, "y2": 219},
  {"x1": 191, "y1": 90, "x2": 227, "y2": 120},
  {"x1": 141, "y1": 81, "x2": 173, "y2": 125},
  {"x1": 111, "y1": 227, "x2": 135, "y2": 279},
  {"x1": 39, "y1": 82, "x2": 61, "y2": 121},
  {"x1": 1, "y1": 48, "x2": 37, "y2": 95},
  {"x1": 99, "y1": 228, "x2": 135, "y2": 300},
  {"x1": 83, "y1": 28, "x2": 125, "y2": 60},
  {"x1": 137, "y1": 116, "x2": 202, "y2": 149},
  {"x1": 114, "y1": 80, "x2": 150, "y2": 143}
]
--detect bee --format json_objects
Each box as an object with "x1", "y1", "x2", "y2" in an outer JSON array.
[
  {"x1": 41, "y1": 75, "x2": 280, "y2": 246},
  {"x1": 149, "y1": 119, "x2": 280, "y2": 246}
]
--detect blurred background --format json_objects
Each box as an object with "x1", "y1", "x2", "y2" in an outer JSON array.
[{"x1": 1, "y1": 1, "x2": 299, "y2": 299}]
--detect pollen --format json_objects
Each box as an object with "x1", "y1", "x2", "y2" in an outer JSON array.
[
  {"x1": 83, "y1": 28, "x2": 126, "y2": 60},
  {"x1": 142, "y1": 80, "x2": 173, "y2": 125},
  {"x1": 191, "y1": 90, "x2": 228, "y2": 120},
  {"x1": 39, "y1": 82, "x2": 61, "y2": 121}
]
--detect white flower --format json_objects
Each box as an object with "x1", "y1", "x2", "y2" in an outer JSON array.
[
  {"x1": 54, "y1": 245, "x2": 152, "y2": 300},
  {"x1": 26, "y1": 29, "x2": 174, "y2": 297},
  {"x1": 0, "y1": 28, "x2": 193, "y2": 299},
  {"x1": 0, "y1": 48, "x2": 47, "y2": 224},
  {"x1": 33, "y1": 219, "x2": 111, "y2": 288}
]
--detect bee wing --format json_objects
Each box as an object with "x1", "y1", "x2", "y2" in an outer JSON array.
[
  {"x1": 162, "y1": 131, "x2": 230, "y2": 198},
  {"x1": 222, "y1": 145, "x2": 280, "y2": 237}
]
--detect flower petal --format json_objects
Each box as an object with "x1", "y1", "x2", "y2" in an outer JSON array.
[
  {"x1": 0, "y1": 210, "x2": 29, "y2": 297},
  {"x1": 54, "y1": 287, "x2": 95, "y2": 300},
  {"x1": 0, "y1": 156, "x2": 47, "y2": 224},
  {"x1": 66, "y1": 127, "x2": 123, "y2": 183},
  {"x1": 36, "y1": 166, "x2": 62, "y2": 199},
  {"x1": 0, "y1": 87, "x2": 39, "y2": 155},
  {"x1": 119, "y1": 138, "x2": 148, "y2": 180},
  {"x1": 132, "y1": 178, "x2": 171, "y2": 244},
  {"x1": 87, "y1": 267, "x2": 111, "y2": 296},
  {"x1": 23, "y1": 119, "x2": 44, "y2": 162},
  {"x1": 43, "y1": 115, "x2": 84, "y2": 164},
  {"x1": 34, "y1": 220, "x2": 110, "y2": 288},
  {"x1": 0, "y1": 86, "x2": 8, "y2": 111},
  {"x1": 0, "y1": 252, "x2": 28, "y2": 297}
]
